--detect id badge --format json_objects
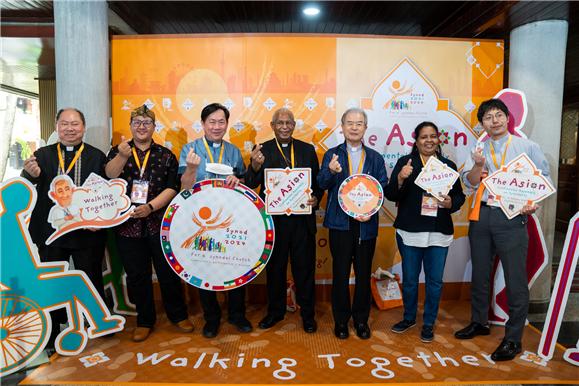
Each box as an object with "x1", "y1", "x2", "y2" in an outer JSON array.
[
  {"x1": 421, "y1": 193, "x2": 438, "y2": 217},
  {"x1": 487, "y1": 194, "x2": 500, "y2": 207},
  {"x1": 131, "y1": 180, "x2": 149, "y2": 204}
]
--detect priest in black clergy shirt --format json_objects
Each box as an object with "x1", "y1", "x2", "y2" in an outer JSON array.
[
  {"x1": 21, "y1": 107, "x2": 108, "y2": 352},
  {"x1": 245, "y1": 107, "x2": 323, "y2": 333}
]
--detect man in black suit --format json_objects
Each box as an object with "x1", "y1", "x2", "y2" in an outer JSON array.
[{"x1": 245, "y1": 108, "x2": 323, "y2": 333}]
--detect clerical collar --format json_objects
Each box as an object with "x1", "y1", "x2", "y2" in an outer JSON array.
[
  {"x1": 60, "y1": 142, "x2": 83, "y2": 152},
  {"x1": 347, "y1": 143, "x2": 361, "y2": 152},
  {"x1": 205, "y1": 138, "x2": 222, "y2": 147},
  {"x1": 490, "y1": 133, "x2": 510, "y2": 147},
  {"x1": 281, "y1": 143, "x2": 289, "y2": 148}
]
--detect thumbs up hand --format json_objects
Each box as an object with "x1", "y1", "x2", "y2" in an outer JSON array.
[
  {"x1": 329, "y1": 154, "x2": 342, "y2": 174},
  {"x1": 398, "y1": 158, "x2": 413, "y2": 185}
]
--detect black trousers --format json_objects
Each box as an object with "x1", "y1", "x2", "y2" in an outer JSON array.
[
  {"x1": 199, "y1": 287, "x2": 246, "y2": 323},
  {"x1": 265, "y1": 215, "x2": 316, "y2": 320},
  {"x1": 39, "y1": 243, "x2": 106, "y2": 348},
  {"x1": 468, "y1": 206, "x2": 529, "y2": 342},
  {"x1": 329, "y1": 219, "x2": 376, "y2": 325},
  {"x1": 116, "y1": 234, "x2": 189, "y2": 328}
]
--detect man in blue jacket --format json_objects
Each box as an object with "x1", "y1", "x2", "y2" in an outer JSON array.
[{"x1": 318, "y1": 108, "x2": 388, "y2": 340}]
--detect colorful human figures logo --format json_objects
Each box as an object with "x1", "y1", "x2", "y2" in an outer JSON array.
[
  {"x1": 180, "y1": 206, "x2": 233, "y2": 251},
  {"x1": 0, "y1": 178, "x2": 125, "y2": 377}
]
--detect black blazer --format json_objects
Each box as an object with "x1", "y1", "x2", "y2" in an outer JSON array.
[
  {"x1": 384, "y1": 153, "x2": 465, "y2": 235},
  {"x1": 245, "y1": 138, "x2": 323, "y2": 235}
]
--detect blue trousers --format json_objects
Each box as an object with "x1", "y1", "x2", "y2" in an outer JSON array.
[{"x1": 396, "y1": 233, "x2": 449, "y2": 326}]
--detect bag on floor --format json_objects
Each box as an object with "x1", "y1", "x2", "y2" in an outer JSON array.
[{"x1": 371, "y1": 268, "x2": 403, "y2": 310}]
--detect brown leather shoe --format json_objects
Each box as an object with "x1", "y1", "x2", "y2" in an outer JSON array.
[
  {"x1": 132, "y1": 327, "x2": 151, "y2": 342},
  {"x1": 175, "y1": 319, "x2": 194, "y2": 333}
]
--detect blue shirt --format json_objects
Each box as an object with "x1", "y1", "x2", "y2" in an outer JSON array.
[
  {"x1": 461, "y1": 134, "x2": 551, "y2": 206},
  {"x1": 178, "y1": 137, "x2": 245, "y2": 181}
]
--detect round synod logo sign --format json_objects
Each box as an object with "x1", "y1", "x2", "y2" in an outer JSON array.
[
  {"x1": 160, "y1": 179, "x2": 275, "y2": 291},
  {"x1": 338, "y1": 174, "x2": 384, "y2": 220}
]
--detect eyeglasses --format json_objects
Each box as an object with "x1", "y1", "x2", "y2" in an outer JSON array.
[
  {"x1": 344, "y1": 121, "x2": 365, "y2": 128},
  {"x1": 274, "y1": 120, "x2": 295, "y2": 127},
  {"x1": 482, "y1": 111, "x2": 507, "y2": 122},
  {"x1": 58, "y1": 121, "x2": 82, "y2": 129},
  {"x1": 131, "y1": 119, "x2": 154, "y2": 127}
]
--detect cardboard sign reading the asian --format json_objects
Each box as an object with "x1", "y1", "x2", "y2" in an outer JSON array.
[
  {"x1": 414, "y1": 157, "x2": 460, "y2": 201},
  {"x1": 264, "y1": 168, "x2": 312, "y2": 215},
  {"x1": 46, "y1": 173, "x2": 132, "y2": 244},
  {"x1": 483, "y1": 153, "x2": 555, "y2": 219}
]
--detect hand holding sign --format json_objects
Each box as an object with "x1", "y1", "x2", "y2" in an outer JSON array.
[
  {"x1": 414, "y1": 157, "x2": 459, "y2": 202},
  {"x1": 483, "y1": 153, "x2": 555, "y2": 219}
]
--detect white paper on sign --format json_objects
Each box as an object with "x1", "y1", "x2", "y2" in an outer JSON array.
[
  {"x1": 414, "y1": 157, "x2": 459, "y2": 201},
  {"x1": 483, "y1": 153, "x2": 556, "y2": 219}
]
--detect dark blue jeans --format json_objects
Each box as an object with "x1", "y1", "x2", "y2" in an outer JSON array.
[{"x1": 396, "y1": 233, "x2": 449, "y2": 327}]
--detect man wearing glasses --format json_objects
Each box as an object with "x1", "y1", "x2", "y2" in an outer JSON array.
[
  {"x1": 455, "y1": 98, "x2": 551, "y2": 361},
  {"x1": 244, "y1": 108, "x2": 323, "y2": 333},
  {"x1": 106, "y1": 105, "x2": 193, "y2": 342},
  {"x1": 22, "y1": 108, "x2": 109, "y2": 353}
]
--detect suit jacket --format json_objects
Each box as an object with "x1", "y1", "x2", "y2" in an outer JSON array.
[{"x1": 245, "y1": 138, "x2": 323, "y2": 235}]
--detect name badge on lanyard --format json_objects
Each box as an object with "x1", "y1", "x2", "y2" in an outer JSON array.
[
  {"x1": 130, "y1": 147, "x2": 151, "y2": 204},
  {"x1": 131, "y1": 180, "x2": 149, "y2": 204},
  {"x1": 421, "y1": 193, "x2": 438, "y2": 217}
]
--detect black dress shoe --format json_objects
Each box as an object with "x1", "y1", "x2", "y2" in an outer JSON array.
[
  {"x1": 334, "y1": 323, "x2": 349, "y2": 339},
  {"x1": 354, "y1": 323, "x2": 371, "y2": 339},
  {"x1": 303, "y1": 319, "x2": 317, "y2": 333},
  {"x1": 228, "y1": 317, "x2": 253, "y2": 333},
  {"x1": 454, "y1": 322, "x2": 490, "y2": 339},
  {"x1": 202, "y1": 321, "x2": 219, "y2": 338},
  {"x1": 258, "y1": 314, "x2": 284, "y2": 329},
  {"x1": 491, "y1": 340, "x2": 522, "y2": 361}
]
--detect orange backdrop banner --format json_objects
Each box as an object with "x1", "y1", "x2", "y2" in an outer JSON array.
[{"x1": 111, "y1": 34, "x2": 504, "y2": 284}]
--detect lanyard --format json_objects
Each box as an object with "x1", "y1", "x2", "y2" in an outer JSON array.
[
  {"x1": 275, "y1": 139, "x2": 294, "y2": 168},
  {"x1": 203, "y1": 137, "x2": 224, "y2": 164},
  {"x1": 57, "y1": 143, "x2": 84, "y2": 175},
  {"x1": 489, "y1": 135, "x2": 512, "y2": 169},
  {"x1": 419, "y1": 154, "x2": 436, "y2": 167},
  {"x1": 132, "y1": 147, "x2": 151, "y2": 178},
  {"x1": 347, "y1": 148, "x2": 365, "y2": 176}
]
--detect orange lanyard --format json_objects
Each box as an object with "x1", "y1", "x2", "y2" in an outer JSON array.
[
  {"x1": 132, "y1": 147, "x2": 151, "y2": 178},
  {"x1": 275, "y1": 139, "x2": 294, "y2": 168},
  {"x1": 347, "y1": 148, "x2": 365, "y2": 176},
  {"x1": 489, "y1": 135, "x2": 512, "y2": 169},
  {"x1": 57, "y1": 143, "x2": 84, "y2": 175},
  {"x1": 419, "y1": 154, "x2": 436, "y2": 167},
  {"x1": 202, "y1": 137, "x2": 224, "y2": 164}
]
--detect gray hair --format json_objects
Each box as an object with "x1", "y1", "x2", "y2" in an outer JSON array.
[
  {"x1": 271, "y1": 107, "x2": 295, "y2": 123},
  {"x1": 340, "y1": 107, "x2": 367, "y2": 125}
]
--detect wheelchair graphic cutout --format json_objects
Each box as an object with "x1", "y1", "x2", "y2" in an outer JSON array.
[{"x1": 0, "y1": 178, "x2": 125, "y2": 377}]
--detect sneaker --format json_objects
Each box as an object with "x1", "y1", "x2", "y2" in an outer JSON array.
[
  {"x1": 420, "y1": 325, "x2": 434, "y2": 343},
  {"x1": 391, "y1": 319, "x2": 416, "y2": 333}
]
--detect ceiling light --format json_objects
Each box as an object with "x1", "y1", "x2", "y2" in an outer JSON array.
[{"x1": 303, "y1": 6, "x2": 320, "y2": 17}]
